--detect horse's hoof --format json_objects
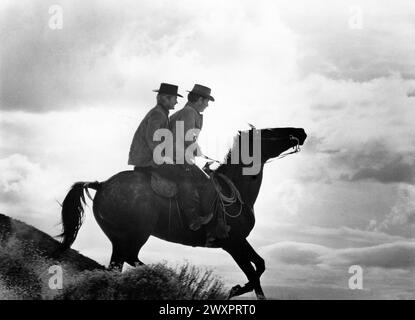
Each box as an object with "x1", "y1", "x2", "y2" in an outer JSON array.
[
  {"x1": 257, "y1": 294, "x2": 266, "y2": 300},
  {"x1": 227, "y1": 285, "x2": 242, "y2": 299}
]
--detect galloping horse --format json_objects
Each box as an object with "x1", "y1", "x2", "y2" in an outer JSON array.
[{"x1": 59, "y1": 127, "x2": 307, "y2": 299}]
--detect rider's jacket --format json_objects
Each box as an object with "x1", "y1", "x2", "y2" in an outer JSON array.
[
  {"x1": 128, "y1": 105, "x2": 169, "y2": 167},
  {"x1": 169, "y1": 104, "x2": 203, "y2": 165}
]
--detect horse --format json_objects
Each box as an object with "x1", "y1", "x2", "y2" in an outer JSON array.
[{"x1": 58, "y1": 126, "x2": 307, "y2": 299}]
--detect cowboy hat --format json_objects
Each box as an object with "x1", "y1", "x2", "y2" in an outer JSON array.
[
  {"x1": 153, "y1": 83, "x2": 183, "y2": 97},
  {"x1": 187, "y1": 84, "x2": 215, "y2": 101}
]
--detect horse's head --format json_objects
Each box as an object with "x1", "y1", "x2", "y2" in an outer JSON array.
[
  {"x1": 259, "y1": 127, "x2": 307, "y2": 162},
  {"x1": 235, "y1": 126, "x2": 307, "y2": 164},
  {"x1": 218, "y1": 126, "x2": 307, "y2": 176}
]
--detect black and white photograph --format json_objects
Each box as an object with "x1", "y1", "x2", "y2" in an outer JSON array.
[{"x1": 0, "y1": 0, "x2": 414, "y2": 305}]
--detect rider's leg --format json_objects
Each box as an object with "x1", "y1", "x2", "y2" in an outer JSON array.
[
  {"x1": 178, "y1": 178, "x2": 212, "y2": 231},
  {"x1": 151, "y1": 164, "x2": 213, "y2": 231}
]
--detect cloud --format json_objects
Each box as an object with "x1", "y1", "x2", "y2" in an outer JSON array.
[
  {"x1": 368, "y1": 185, "x2": 415, "y2": 237},
  {"x1": 295, "y1": 74, "x2": 415, "y2": 185},
  {"x1": 254, "y1": 173, "x2": 411, "y2": 238},
  {"x1": 253, "y1": 222, "x2": 410, "y2": 249},
  {"x1": 350, "y1": 158, "x2": 415, "y2": 184},
  {"x1": 0, "y1": 0, "x2": 201, "y2": 111},
  {"x1": 331, "y1": 141, "x2": 415, "y2": 185},
  {"x1": 0, "y1": 154, "x2": 68, "y2": 232},
  {"x1": 0, "y1": 0, "x2": 298, "y2": 115},
  {"x1": 272, "y1": 179, "x2": 304, "y2": 217},
  {"x1": 1, "y1": 0, "x2": 123, "y2": 111},
  {"x1": 0, "y1": 108, "x2": 136, "y2": 169},
  {"x1": 277, "y1": 0, "x2": 415, "y2": 81},
  {"x1": 326, "y1": 242, "x2": 415, "y2": 269},
  {"x1": 335, "y1": 142, "x2": 409, "y2": 171},
  {"x1": 261, "y1": 240, "x2": 415, "y2": 269},
  {"x1": 260, "y1": 241, "x2": 327, "y2": 266}
]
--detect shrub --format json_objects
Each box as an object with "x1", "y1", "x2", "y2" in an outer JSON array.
[{"x1": 55, "y1": 262, "x2": 227, "y2": 300}]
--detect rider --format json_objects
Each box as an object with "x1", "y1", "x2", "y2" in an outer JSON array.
[
  {"x1": 170, "y1": 84, "x2": 230, "y2": 244},
  {"x1": 169, "y1": 84, "x2": 214, "y2": 231},
  {"x1": 128, "y1": 83, "x2": 213, "y2": 232},
  {"x1": 128, "y1": 83, "x2": 179, "y2": 169}
]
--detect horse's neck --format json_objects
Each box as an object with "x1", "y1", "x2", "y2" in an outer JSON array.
[{"x1": 224, "y1": 164, "x2": 264, "y2": 209}]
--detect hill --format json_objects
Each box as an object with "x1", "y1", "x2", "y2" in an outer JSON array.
[
  {"x1": 0, "y1": 213, "x2": 104, "y2": 271},
  {"x1": 0, "y1": 213, "x2": 227, "y2": 300}
]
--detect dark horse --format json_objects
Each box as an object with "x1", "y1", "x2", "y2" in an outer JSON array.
[{"x1": 59, "y1": 127, "x2": 307, "y2": 299}]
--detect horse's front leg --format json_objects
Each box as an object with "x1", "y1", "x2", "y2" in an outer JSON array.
[
  {"x1": 222, "y1": 241, "x2": 266, "y2": 300},
  {"x1": 242, "y1": 239, "x2": 266, "y2": 299}
]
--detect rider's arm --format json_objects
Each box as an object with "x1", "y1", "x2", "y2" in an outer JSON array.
[
  {"x1": 175, "y1": 108, "x2": 201, "y2": 163},
  {"x1": 145, "y1": 111, "x2": 168, "y2": 152},
  {"x1": 180, "y1": 108, "x2": 199, "y2": 148}
]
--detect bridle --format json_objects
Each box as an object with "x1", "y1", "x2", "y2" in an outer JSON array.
[
  {"x1": 203, "y1": 134, "x2": 302, "y2": 220},
  {"x1": 265, "y1": 135, "x2": 301, "y2": 163}
]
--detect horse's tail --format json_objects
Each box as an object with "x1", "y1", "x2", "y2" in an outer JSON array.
[{"x1": 58, "y1": 181, "x2": 101, "y2": 251}]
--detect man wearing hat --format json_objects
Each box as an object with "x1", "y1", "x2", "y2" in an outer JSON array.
[
  {"x1": 170, "y1": 84, "x2": 230, "y2": 244},
  {"x1": 128, "y1": 83, "x2": 181, "y2": 168},
  {"x1": 128, "y1": 83, "x2": 213, "y2": 232},
  {"x1": 169, "y1": 84, "x2": 214, "y2": 166}
]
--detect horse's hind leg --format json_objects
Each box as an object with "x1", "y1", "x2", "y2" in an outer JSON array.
[
  {"x1": 109, "y1": 234, "x2": 150, "y2": 270},
  {"x1": 109, "y1": 242, "x2": 126, "y2": 271}
]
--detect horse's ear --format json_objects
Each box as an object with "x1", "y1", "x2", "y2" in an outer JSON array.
[{"x1": 247, "y1": 123, "x2": 256, "y2": 130}]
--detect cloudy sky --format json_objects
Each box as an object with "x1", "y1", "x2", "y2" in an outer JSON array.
[{"x1": 1, "y1": 0, "x2": 415, "y2": 299}]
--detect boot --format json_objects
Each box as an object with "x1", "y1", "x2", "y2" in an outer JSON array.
[
  {"x1": 205, "y1": 221, "x2": 231, "y2": 247},
  {"x1": 215, "y1": 218, "x2": 231, "y2": 238},
  {"x1": 204, "y1": 209, "x2": 231, "y2": 247},
  {"x1": 189, "y1": 211, "x2": 213, "y2": 231},
  {"x1": 179, "y1": 181, "x2": 213, "y2": 231}
]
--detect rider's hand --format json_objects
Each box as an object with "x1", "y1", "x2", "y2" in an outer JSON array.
[
  {"x1": 201, "y1": 161, "x2": 214, "y2": 176},
  {"x1": 163, "y1": 156, "x2": 174, "y2": 164}
]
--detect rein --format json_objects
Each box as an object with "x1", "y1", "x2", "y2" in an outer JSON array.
[
  {"x1": 203, "y1": 134, "x2": 302, "y2": 219},
  {"x1": 203, "y1": 134, "x2": 301, "y2": 165},
  {"x1": 202, "y1": 154, "x2": 221, "y2": 163}
]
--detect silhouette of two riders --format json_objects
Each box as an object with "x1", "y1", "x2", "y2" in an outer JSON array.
[{"x1": 128, "y1": 83, "x2": 228, "y2": 245}]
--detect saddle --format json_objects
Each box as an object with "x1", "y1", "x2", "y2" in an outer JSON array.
[
  {"x1": 150, "y1": 172, "x2": 178, "y2": 198},
  {"x1": 147, "y1": 169, "x2": 236, "y2": 242}
]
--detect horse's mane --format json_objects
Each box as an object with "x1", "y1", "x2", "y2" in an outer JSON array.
[
  {"x1": 215, "y1": 133, "x2": 242, "y2": 175},
  {"x1": 223, "y1": 133, "x2": 241, "y2": 163}
]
